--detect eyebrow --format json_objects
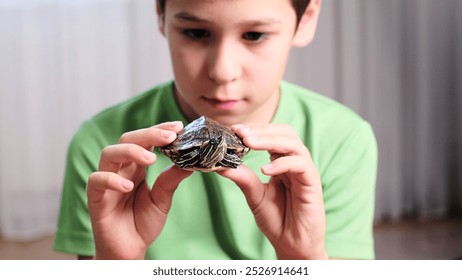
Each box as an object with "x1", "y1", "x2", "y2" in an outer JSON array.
[
  {"x1": 173, "y1": 11, "x2": 281, "y2": 26},
  {"x1": 174, "y1": 12, "x2": 209, "y2": 23}
]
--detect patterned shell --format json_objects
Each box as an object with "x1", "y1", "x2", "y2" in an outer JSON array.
[{"x1": 159, "y1": 116, "x2": 250, "y2": 172}]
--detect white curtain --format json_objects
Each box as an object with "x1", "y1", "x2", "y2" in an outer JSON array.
[
  {"x1": 297, "y1": 0, "x2": 462, "y2": 221},
  {"x1": 0, "y1": 0, "x2": 461, "y2": 240},
  {"x1": 0, "y1": 0, "x2": 172, "y2": 240}
]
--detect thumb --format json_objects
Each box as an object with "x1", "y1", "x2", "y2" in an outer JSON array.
[
  {"x1": 151, "y1": 165, "x2": 192, "y2": 213},
  {"x1": 218, "y1": 165, "x2": 266, "y2": 210}
]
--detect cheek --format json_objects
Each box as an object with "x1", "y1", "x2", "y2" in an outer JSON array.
[
  {"x1": 251, "y1": 37, "x2": 292, "y2": 72},
  {"x1": 249, "y1": 47, "x2": 289, "y2": 83},
  {"x1": 171, "y1": 50, "x2": 198, "y2": 78},
  {"x1": 169, "y1": 39, "x2": 204, "y2": 80}
]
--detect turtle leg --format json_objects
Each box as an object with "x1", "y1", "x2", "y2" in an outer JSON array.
[
  {"x1": 217, "y1": 152, "x2": 241, "y2": 169},
  {"x1": 175, "y1": 148, "x2": 201, "y2": 169}
]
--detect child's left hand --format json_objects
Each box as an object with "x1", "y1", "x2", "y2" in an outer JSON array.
[{"x1": 218, "y1": 124, "x2": 328, "y2": 260}]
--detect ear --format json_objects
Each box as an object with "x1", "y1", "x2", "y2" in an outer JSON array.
[
  {"x1": 292, "y1": 0, "x2": 322, "y2": 47},
  {"x1": 156, "y1": 1, "x2": 166, "y2": 37}
]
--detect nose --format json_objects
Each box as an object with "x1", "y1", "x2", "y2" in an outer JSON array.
[{"x1": 207, "y1": 40, "x2": 242, "y2": 84}]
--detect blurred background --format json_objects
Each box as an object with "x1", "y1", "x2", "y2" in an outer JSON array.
[{"x1": 0, "y1": 0, "x2": 461, "y2": 259}]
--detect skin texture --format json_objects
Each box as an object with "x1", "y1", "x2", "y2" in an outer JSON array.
[
  {"x1": 87, "y1": 122, "x2": 193, "y2": 259},
  {"x1": 158, "y1": 0, "x2": 320, "y2": 126},
  {"x1": 220, "y1": 123, "x2": 327, "y2": 259},
  {"x1": 86, "y1": 0, "x2": 325, "y2": 260}
]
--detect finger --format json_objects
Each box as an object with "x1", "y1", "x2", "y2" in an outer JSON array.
[
  {"x1": 218, "y1": 165, "x2": 266, "y2": 210},
  {"x1": 261, "y1": 156, "x2": 321, "y2": 186},
  {"x1": 153, "y1": 121, "x2": 184, "y2": 131},
  {"x1": 233, "y1": 124, "x2": 310, "y2": 157},
  {"x1": 232, "y1": 124, "x2": 297, "y2": 138},
  {"x1": 98, "y1": 143, "x2": 157, "y2": 172},
  {"x1": 118, "y1": 121, "x2": 183, "y2": 148},
  {"x1": 87, "y1": 171, "x2": 134, "y2": 204},
  {"x1": 150, "y1": 165, "x2": 193, "y2": 214}
]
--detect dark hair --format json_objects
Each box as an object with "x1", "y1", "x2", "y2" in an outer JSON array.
[{"x1": 157, "y1": 0, "x2": 311, "y2": 25}]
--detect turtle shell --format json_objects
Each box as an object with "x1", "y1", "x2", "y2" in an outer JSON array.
[{"x1": 159, "y1": 116, "x2": 250, "y2": 172}]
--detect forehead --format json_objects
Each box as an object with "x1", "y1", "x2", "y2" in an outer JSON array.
[{"x1": 165, "y1": 0, "x2": 296, "y2": 23}]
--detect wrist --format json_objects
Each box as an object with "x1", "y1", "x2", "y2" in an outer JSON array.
[
  {"x1": 95, "y1": 249, "x2": 147, "y2": 260},
  {"x1": 276, "y1": 246, "x2": 328, "y2": 260}
]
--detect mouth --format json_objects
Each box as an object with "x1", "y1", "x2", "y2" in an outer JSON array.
[{"x1": 201, "y1": 97, "x2": 240, "y2": 110}]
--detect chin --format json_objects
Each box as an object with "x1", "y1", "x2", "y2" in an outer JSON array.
[{"x1": 202, "y1": 113, "x2": 244, "y2": 126}]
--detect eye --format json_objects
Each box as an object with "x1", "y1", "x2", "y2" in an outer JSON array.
[
  {"x1": 242, "y1": 32, "x2": 266, "y2": 42},
  {"x1": 181, "y1": 29, "x2": 210, "y2": 40}
]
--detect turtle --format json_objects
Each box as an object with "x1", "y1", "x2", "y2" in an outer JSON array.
[{"x1": 159, "y1": 116, "x2": 250, "y2": 172}]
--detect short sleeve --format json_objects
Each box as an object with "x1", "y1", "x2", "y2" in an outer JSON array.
[
  {"x1": 53, "y1": 121, "x2": 104, "y2": 257},
  {"x1": 321, "y1": 120, "x2": 378, "y2": 259}
]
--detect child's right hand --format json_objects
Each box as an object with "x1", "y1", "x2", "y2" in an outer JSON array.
[{"x1": 86, "y1": 121, "x2": 192, "y2": 259}]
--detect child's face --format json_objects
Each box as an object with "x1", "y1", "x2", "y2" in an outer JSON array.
[{"x1": 160, "y1": 0, "x2": 311, "y2": 125}]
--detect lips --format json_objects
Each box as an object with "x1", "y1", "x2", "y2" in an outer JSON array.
[{"x1": 201, "y1": 97, "x2": 239, "y2": 110}]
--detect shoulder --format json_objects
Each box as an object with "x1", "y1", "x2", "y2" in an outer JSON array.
[
  {"x1": 76, "y1": 81, "x2": 174, "y2": 143},
  {"x1": 279, "y1": 80, "x2": 375, "y2": 146},
  {"x1": 67, "y1": 81, "x2": 175, "y2": 160},
  {"x1": 278, "y1": 81, "x2": 377, "y2": 174},
  {"x1": 91, "y1": 81, "x2": 174, "y2": 135},
  {"x1": 280, "y1": 81, "x2": 366, "y2": 128}
]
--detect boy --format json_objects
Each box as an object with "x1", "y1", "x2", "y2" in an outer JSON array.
[{"x1": 54, "y1": 0, "x2": 377, "y2": 260}]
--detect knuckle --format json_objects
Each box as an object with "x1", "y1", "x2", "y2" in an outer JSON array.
[
  {"x1": 87, "y1": 172, "x2": 99, "y2": 184},
  {"x1": 126, "y1": 144, "x2": 140, "y2": 158},
  {"x1": 100, "y1": 145, "x2": 114, "y2": 158},
  {"x1": 148, "y1": 128, "x2": 160, "y2": 139},
  {"x1": 101, "y1": 172, "x2": 116, "y2": 187},
  {"x1": 87, "y1": 172, "x2": 110, "y2": 189},
  {"x1": 118, "y1": 131, "x2": 132, "y2": 143}
]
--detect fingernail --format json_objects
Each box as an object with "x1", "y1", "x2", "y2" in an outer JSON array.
[
  {"x1": 121, "y1": 179, "x2": 133, "y2": 190},
  {"x1": 168, "y1": 121, "x2": 182, "y2": 127},
  {"x1": 261, "y1": 163, "x2": 273, "y2": 173},
  {"x1": 161, "y1": 130, "x2": 175, "y2": 139},
  {"x1": 261, "y1": 163, "x2": 274, "y2": 175}
]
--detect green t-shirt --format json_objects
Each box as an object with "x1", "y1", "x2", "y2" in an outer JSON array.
[{"x1": 54, "y1": 81, "x2": 377, "y2": 259}]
